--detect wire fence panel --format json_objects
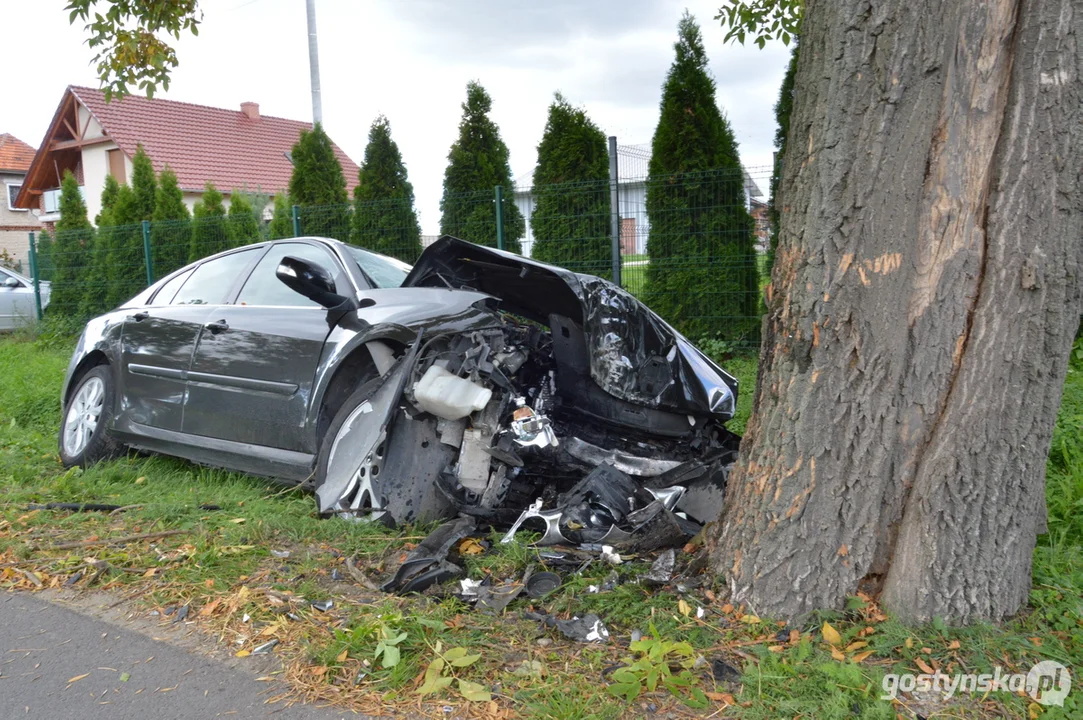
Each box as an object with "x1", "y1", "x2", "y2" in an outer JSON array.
[
  {"x1": 522, "y1": 178, "x2": 613, "y2": 280},
  {"x1": 29, "y1": 166, "x2": 774, "y2": 349}
]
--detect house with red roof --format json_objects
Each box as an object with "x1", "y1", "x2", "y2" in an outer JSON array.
[
  {"x1": 0, "y1": 133, "x2": 43, "y2": 269},
  {"x1": 14, "y1": 86, "x2": 359, "y2": 226}
]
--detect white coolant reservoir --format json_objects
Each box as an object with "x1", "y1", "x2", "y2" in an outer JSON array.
[{"x1": 413, "y1": 365, "x2": 493, "y2": 421}]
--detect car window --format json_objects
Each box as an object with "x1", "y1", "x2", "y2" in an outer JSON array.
[
  {"x1": 346, "y1": 246, "x2": 411, "y2": 288},
  {"x1": 171, "y1": 249, "x2": 260, "y2": 306},
  {"x1": 152, "y1": 269, "x2": 193, "y2": 306},
  {"x1": 236, "y1": 243, "x2": 341, "y2": 307}
]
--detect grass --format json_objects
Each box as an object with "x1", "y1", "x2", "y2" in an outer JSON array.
[{"x1": 0, "y1": 333, "x2": 1080, "y2": 719}]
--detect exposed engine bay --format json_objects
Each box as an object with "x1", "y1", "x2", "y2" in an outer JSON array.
[{"x1": 316, "y1": 237, "x2": 741, "y2": 552}]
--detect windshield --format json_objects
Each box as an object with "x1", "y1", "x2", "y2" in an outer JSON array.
[{"x1": 347, "y1": 247, "x2": 412, "y2": 289}]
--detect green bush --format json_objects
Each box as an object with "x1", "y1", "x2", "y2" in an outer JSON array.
[
  {"x1": 644, "y1": 12, "x2": 759, "y2": 341},
  {"x1": 529, "y1": 94, "x2": 611, "y2": 277}
]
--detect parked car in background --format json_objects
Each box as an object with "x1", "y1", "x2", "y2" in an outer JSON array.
[
  {"x1": 0, "y1": 266, "x2": 50, "y2": 331},
  {"x1": 58, "y1": 236, "x2": 740, "y2": 536}
]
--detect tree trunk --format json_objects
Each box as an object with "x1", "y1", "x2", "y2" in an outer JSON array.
[{"x1": 707, "y1": 0, "x2": 1081, "y2": 624}]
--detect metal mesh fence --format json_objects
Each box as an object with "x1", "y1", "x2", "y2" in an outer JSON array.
[{"x1": 27, "y1": 165, "x2": 773, "y2": 348}]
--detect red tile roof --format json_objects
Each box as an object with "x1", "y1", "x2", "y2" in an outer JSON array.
[
  {"x1": 0, "y1": 134, "x2": 37, "y2": 173},
  {"x1": 70, "y1": 86, "x2": 358, "y2": 195}
]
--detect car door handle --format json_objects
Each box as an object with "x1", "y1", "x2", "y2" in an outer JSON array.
[
  {"x1": 205, "y1": 319, "x2": 229, "y2": 334},
  {"x1": 129, "y1": 311, "x2": 150, "y2": 322}
]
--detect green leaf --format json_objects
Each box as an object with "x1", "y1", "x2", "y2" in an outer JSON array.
[
  {"x1": 608, "y1": 682, "x2": 641, "y2": 702},
  {"x1": 443, "y1": 647, "x2": 467, "y2": 662},
  {"x1": 416, "y1": 618, "x2": 445, "y2": 630},
  {"x1": 457, "y1": 679, "x2": 491, "y2": 702},
  {"x1": 379, "y1": 645, "x2": 400, "y2": 669}
]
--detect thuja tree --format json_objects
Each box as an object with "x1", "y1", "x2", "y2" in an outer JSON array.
[
  {"x1": 529, "y1": 93, "x2": 611, "y2": 277},
  {"x1": 766, "y1": 40, "x2": 797, "y2": 275},
  {"x1": 267, "y1": 193, "x2": 293, "y2": 240},
  {"x1": 189, "y1": 183, "x2": 229, "y2": 260},
  {"x1": 151, "y1": 165, "x2": 191, "y2": 276},
  {"x1": 708, "y1": 0, "x2": 1082, "y2": 624},
  {"x1": 351, "y1": 116, "x2": 423, "y2": 263},
  {"x1": 289, "y1": 123, "x2": 349, "y2": 241},
  {"x1": 644, "y1": 11, "x2": 757, "y2": 341},
  {"x1": 34, "y1": 231, "x2": 56, "y2": 282},
  {"x1": 439, "y1": 81, "x2": 524, "y2": 252},
  {"x1": 78, "y1": 175, "x2": 121, "y2": 316},
  {"x1": 105, "y1": 148, "x2": 157, "y2": 306},
  {"x1": 227, "y1": 191, "x2": 261, "y2": 246},
  {"x1": 49, "y1": 171, "x2": 94, "y2": 316}
]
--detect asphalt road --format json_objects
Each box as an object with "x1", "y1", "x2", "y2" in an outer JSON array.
[{"x1": 0, "y1": 593, "x2": 354, "y2": 719}]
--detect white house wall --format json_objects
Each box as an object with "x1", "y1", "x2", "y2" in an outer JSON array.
[{"x1": 80, "y1": 141, "x2": 120, "y2": 222}]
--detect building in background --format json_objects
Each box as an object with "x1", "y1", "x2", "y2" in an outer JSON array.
[
  {"x1": 512, "y1": 143, "x2": 764, "y2": 258},
  {"x1": 0, "y1": 133, "x2": 43, "y2": 270},
  {"x1": 14, "y1": 86, "x2": 359, "y2": 224}
]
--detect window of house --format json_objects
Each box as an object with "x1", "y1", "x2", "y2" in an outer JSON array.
[
  {"x1": 6, "y1": 184, "x2": 24, "y2": 211},
  {"x1": 107, "y1": 149, "x2": 126, "y2": 183}
]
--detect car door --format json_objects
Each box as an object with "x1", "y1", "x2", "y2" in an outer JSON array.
[
  {"x1": 181, "y1": 242, "x2": 345, "y2": 454},
  {"x1": 0, "y1": 268, "x2": 34, "y2": 331},
  {"x1": 120, "y1": 249, "x2": 262, "y2": 432}
]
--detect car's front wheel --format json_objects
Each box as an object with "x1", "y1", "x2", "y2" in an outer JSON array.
[{"x1": 59, "y1": 365, "x2": 121, "y2": 467}]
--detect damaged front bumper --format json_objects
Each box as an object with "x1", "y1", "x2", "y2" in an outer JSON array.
[{"x1": 316, "y1": 236, "x2": 740, "y2": 546}]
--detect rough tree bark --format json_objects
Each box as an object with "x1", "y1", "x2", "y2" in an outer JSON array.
[{"x1": 707, "y1": 0, "x2": 1081, "y2": 624}]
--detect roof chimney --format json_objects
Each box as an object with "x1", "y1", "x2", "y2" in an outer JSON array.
[{"x1": 241, "y1": 102, "x2": 260, "y2": 120}]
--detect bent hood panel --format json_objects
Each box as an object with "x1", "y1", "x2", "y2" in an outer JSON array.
[{"x1": 403, "y1": 236, "x2": 738, "y2": 420}]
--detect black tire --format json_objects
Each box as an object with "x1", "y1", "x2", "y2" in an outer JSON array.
[{"x1": 59, "y1": 365, "x2": 122, "y2": 468}]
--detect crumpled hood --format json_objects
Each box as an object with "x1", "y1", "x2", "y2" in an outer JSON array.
[{"x1": 403, "y1": 236, "x2": 738, "y2": 420}]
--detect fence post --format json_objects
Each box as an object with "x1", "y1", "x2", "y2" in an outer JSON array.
[
  {"x1": 291, "y1": 205, "x2": 302, "y2": 237},
  {"x1": 494, "y1": 186, "x2": 505, "y2": 251},
  {"x1": 608, "y1": 136, "x2": 622, "y2": 286},
  {"x1": 141, "y1": 220, "x2": 154, "y2": 285},
  {"x1": 27, "y1": 232, "x2": 43, "y2": 321}
]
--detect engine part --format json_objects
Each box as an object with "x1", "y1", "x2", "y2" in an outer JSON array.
[{"x1": 413, "y1": 364, "x2": 492, "y2": 420}]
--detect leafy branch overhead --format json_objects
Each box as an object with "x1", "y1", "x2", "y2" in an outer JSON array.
[
  {"x1": 66, "y1": 0, "x2": 203, "y2": 100},
  {"x1": 715, "y1": 0, "x2": 802, "y2": 46}
]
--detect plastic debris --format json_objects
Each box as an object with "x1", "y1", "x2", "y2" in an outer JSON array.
[
  {"x1": 644, "y1": 549, "x2": 676, "y2": 585},
  {"x1": 252, "y1": 639, "x2": 279, "y2": 655},
  {"x1": 311, "y1": 600, "x2": 333, "y2": 612}
]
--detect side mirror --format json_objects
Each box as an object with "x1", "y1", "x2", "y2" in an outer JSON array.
[
  {"x1": 276, "y1": 256, "x2": 346, "y2": 308},
  {"x1": 1, "y1": 277, "x2": 20, "y2": 288}
]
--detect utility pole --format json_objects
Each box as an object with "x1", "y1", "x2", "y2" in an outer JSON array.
[{"x1": 305, "y1": 0, "x2": 323, "y2": 125}]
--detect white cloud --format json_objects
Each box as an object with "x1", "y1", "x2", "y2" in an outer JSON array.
[{"x1": 0, "y1": 0, "x2": 791, "y2": 234}]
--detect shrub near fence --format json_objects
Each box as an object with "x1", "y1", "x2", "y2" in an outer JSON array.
[{"x1": 28, "y1": 166, "x2": 769, "y2": 348}]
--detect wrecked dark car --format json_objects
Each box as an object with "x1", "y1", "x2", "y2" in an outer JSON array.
[{"x1": 60, "y1": 236, "x2": 739, "y2": 547}]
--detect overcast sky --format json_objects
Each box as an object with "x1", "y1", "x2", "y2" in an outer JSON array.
[{"x1": 1, "y1": 0, "x2": 791, "y2": 234}]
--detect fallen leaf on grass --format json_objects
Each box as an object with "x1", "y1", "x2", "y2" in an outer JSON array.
[
  {"x1": 845, "y1": 641, "x2": 867, "y2": 652},
  {"x1": 948, "y1": 639, "x2": 961, "y2": 650},
  {"x1": 915, "y1": 658, "x2": 935, "y2": 674},
  {"x1": 458, "y1": 538, "x2": 485, "y2": 555},
  {"x1": 822, "y1": 622, "x2": 842, "y2": 647},
  {"x1": 740, "y1": 614, "x2": 760, "y2": 624},
  {"x1": 235, "y1": 650, "x2": 251, "y2": 658},
  {"x1": 852, "y1": 651, "x2": 875, "y2": 663},
  {"x1": 336, "y1": 649, "x2": 348, "y2": 663},
  {"x1": 458, "y1": 679, "x2": 491, "y2": 702},
  {"x1": 705, "y1": 692, "x2": 735, "y2": 705},
  {"x1": 830, "y1": 647, "x2": 846, "y2": 662},
  {"x1": 678, "y1": 599, "x2": 692, "y2": 617}
]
